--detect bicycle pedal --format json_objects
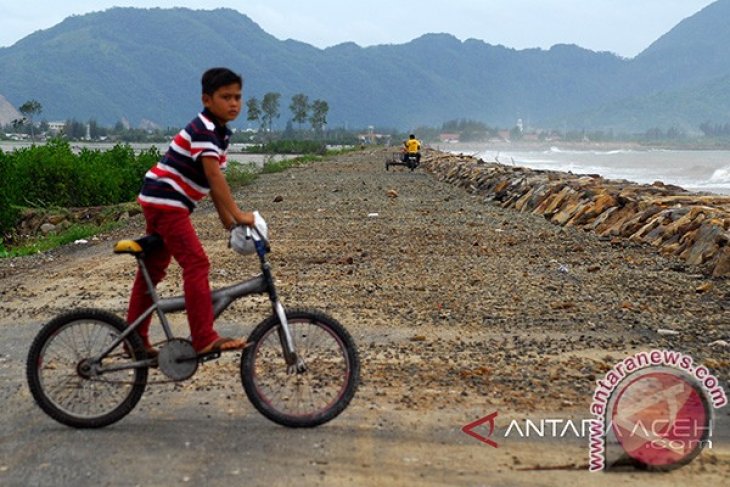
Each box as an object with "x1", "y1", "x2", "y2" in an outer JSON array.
[{"x1": 197, "y1": 351, "x2": 222, "y2": 363}]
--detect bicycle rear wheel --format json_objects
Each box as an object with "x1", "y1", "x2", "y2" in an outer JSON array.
[
  {"x1": 26, "y1": 308, "x2": 148, "y2": 428},
  {"x1": 241, "y1": 308, "x2": 360, "y2": 427}
]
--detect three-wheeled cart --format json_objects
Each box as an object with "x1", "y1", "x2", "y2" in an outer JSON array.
[{"x1": 385, "y1": 152, "x2": 419, "y2": 171}]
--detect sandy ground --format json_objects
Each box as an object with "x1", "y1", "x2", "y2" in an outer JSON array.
[{"x1": 0, "y1": 148, "x2": 728, "y2": 486}]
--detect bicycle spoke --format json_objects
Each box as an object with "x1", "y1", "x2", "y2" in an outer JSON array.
[
  {"x1": 248, "y1": 317, "x2": 351, "y2": 421},
  {"x1": 31, "y1": 316, "x2": 145, "y2": 424}
]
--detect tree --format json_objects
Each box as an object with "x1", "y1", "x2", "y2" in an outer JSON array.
[
  {"x1": 19, "y1": 99, "x2": 43, "y2": 142},
  {"x1": 289, "y1": 94, "x2": 309, "y2": 133},
  {"x1": 88, "y1": 119, "x2": 107, "y2": 139},
  {"x1": 309, "y1": 99, "x2": 329, "y2": 137},
  {"x1": 246, "y1": 97, "x2": 261, "y2": 127},
  {"x1": 11, "y1": 118, "x2": 26, "y2": 133},
  {"x1": 282, "y1": 120, "x2": 295, "y2": 139},
  {"x1": 261, "y1": 92, "x2": 281, "y2": 136},
  {"x1": 64, "y1": 118, "x2": 86, "y2": 140}
]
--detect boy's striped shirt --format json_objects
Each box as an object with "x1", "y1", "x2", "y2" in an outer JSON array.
[{"x1": 138, "y1": 109, "x2": 230, "y2": 212}]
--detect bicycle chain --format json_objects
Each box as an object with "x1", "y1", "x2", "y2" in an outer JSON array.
[
  {"x1": 86, "y1": 352, "x2": 182, "y2": 385},
  {"x1": 86, "y1": 345, "x2": 232, "y2": 385}
]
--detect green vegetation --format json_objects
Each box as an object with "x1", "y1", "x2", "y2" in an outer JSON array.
[
  {"x1": 224, "y1": 162, "x2": 258, "y2": 187},
  {"x1": 0, "y1": 140, "x2": 356, "y2": 256},
  {"x1": 0, "y1": 222, "x2": 120, "y2": 258},
  {"x1": 246, "y1": 140, "x2": 327, "y2": 155},
  {"x1": 1, "y1": 139, "x2": 157, "y2": 211},
  {"x1": 260, "y1": 154, "x2": 321, "y2": 174},
  {"x1": 0, "y1": 139, "x2": 158, "y2": 240},
  {"x1": 17, "y1": 99, "x2": 43, "y2": 142}
]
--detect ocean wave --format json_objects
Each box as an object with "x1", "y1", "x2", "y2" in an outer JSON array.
[
  {"x1": 592, "y1": 149, "x2": 637, "y2": 156},
  {"x1": 709, "y1": 166, "x2": 730, "y2": 183}
]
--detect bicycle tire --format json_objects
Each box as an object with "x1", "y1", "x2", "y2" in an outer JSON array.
[
  {"x1": 241, "y1": 308, "x2": 360, "y2": 428},
  {"x1": 26, "y1": 308, "x2": 149, "y2": 428}
]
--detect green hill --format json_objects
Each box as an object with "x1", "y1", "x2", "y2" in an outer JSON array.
[{"x1": 1, "y1": 2, "x2": 730, "y2": 131}]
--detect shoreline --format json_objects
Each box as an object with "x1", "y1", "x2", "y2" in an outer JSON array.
[
  {"x1": 435, "y1": 143, "x2": 730, "y2": 196},
  {"x1": 422, "y1": 149, "x2": 730, "y2": 276},
  {"x1": 434, "y1": 139, "x2": 730, "y2": 152}
]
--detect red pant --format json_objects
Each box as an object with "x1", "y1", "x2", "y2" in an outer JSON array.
[{"x1": 126, "y1": 206, "x2": 219, "y2": 351}]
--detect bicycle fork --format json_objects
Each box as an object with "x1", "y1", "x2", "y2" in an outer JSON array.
[
  {"x1": 273, "y1": 300, "x2": 305, "y2": 373},
  {"x1": 261, "y1": 257, "x2": 306, "y2": 373}
]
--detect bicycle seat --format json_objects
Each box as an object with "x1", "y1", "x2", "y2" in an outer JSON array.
[{"x1": 114, "y1": 234, "x2": 164, "y2": 255}]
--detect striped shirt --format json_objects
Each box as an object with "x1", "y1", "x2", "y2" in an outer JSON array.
[{"x1": 138, "y1": 109, "x2": 231, "y2": 212}]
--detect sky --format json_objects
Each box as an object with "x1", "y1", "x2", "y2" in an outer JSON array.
[{"x1": 0, "y1": 0, "x2": 719, "y2": 58}]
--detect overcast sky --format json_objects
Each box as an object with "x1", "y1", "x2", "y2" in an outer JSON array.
[{"x1": 0, "y1": 0, "x2": 718, "y2": 57}]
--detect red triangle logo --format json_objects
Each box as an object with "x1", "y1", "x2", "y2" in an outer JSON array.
[{"x1": 462, "y1": 411, "x2": 499, "y2": 448}]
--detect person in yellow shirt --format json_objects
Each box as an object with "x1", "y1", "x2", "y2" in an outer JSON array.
[{"x1": 403, "y1": 134, "x2": 421, "y2": 165}]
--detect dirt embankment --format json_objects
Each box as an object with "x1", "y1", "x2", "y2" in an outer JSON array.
[{"x1": 1, "y1": 148, "x2": 728, "y2": 485}]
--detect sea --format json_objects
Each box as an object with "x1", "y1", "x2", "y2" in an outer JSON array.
[{"x1": 443, "y1": 144, "x2": 730, "y2": 195}]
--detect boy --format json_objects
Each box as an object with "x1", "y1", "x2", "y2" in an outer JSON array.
[{"x1": 127, "y1": 67, "x2": 257, "y2": 355}]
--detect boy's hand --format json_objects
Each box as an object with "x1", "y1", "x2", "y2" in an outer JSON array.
[{"x1": 234, "y1": 211, "x2": 255, "y2": 227}]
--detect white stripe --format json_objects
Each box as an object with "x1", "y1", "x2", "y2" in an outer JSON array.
[
  {"x1": 198, "y1": 112, "x2": 216, "y2": 131},
  {"x1": 191, "y1": 141, "x2": 221, "y2": 153},
  {"x1": 155, "y1": 163, "x2": 209, "y2": 194},
  {"x1": 138, "y1": 194, "x2": 190, "y2": 210},
  {"x1": 179, "y1": 129, "x2": 192, "y2": 142},
  {"x1": 145, "y1": 171, "x2": 210, "y2": 200},
  {"x1": 170, "y1": 140, "x2": 191, "y2": 158}
]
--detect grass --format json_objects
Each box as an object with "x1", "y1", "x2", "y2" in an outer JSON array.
[
  {"x1": 260, "y1": 154, "x2": 322, "y2": 174},
  {"x1": 1, "y1": 222, "x2": 121, "y2": 257}
]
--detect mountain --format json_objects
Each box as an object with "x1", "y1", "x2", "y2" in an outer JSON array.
[
  {"x1": 564, "y1": 0, "x2": 730, "y2": 131},
  {"x1": 1, "y1": 3, "x2": 730, "y2": 132},
  {"x1": 0, "y1": 95, "x2": 21, "y2": 126}
]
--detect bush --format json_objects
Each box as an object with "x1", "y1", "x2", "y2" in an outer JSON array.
[
  {"x1": 0, "y1": 149, "x2": 20, "y2": 236},
  {"x1": 0, "y1": 139, "x2": 156, "y2": 235}
]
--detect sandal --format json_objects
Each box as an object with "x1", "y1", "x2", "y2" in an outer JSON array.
[{"x1": 198, "y1": 336, "x2": 248, "y2": 355}]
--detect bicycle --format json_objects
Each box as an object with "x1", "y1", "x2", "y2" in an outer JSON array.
[{"x1": 26, "y1": 229, "x2": 360, "y2": 429}]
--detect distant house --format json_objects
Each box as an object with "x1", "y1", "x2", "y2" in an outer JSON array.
[
  {"x1": 358, "y1": 132, "x2": 391, "y2": 145},
  {"x1": 497, "y1": 130, "x2": 511, "y2": 141},
  {"x1": 48, "y1": 121, "x2": 65, "y2": 134},
  {"x1": 439, "y1": 133, "x2": 460, "y2": 143}
]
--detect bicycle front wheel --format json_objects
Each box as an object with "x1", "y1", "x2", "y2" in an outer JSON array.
[
  {"x1": 241, "y1": 309, "x2": 360, "y2": 427},
  {"x1": 26, "y1": 308, "x2": 148, "y2": 428}
]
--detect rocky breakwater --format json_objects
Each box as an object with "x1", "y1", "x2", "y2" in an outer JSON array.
[{"x1": 422, "y1": 151, "x2": 730, "y2": 277}]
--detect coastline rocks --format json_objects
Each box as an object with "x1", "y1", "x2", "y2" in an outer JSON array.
[{"x1": 422, "y1": 151, "x2": 730, "y2": 277}]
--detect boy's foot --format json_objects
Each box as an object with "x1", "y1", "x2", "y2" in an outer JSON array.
[{"x1": 198, "y1": 337, "x2": 248, "y2": 355}]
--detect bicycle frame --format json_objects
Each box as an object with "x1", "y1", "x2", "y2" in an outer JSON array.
[{"x1": 92, "y1": 236, "x2": 302, "y2": 373}]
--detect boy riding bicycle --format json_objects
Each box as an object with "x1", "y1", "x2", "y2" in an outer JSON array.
[{"x1": 127, "y1": 67, "x2": 266, "y2": 356}]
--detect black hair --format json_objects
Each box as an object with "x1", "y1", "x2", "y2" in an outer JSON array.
[
  {"x1": 409, "y1": 134, "x2": 415, "y2": 139},
  {"x1": 201, "y1": 67, "x2": 243, "y2": 95}
]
